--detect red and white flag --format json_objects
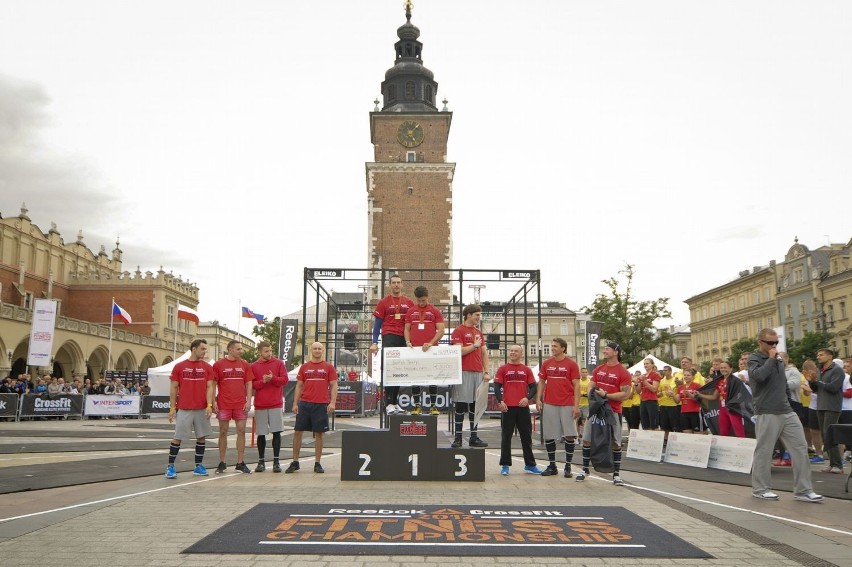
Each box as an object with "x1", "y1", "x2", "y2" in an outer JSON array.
[
  {"x1": 112, "y1": 301, "x2": 132, "y2": 325},
  {"x1": 177, "y1": 303, "x2": 199, "y2": 325}
]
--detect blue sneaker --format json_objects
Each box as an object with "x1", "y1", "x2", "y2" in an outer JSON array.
[
  {"x1": 810, "y1": 455, "x2": 825, "y2": 464},
  {"x1": 193, "y1": 464, "x2": 208, "y2": 476},
  {"x1": 500, "y1": 465, "x2": 510, "y2": 476},
  {"x1": 165, "y1": 464, "x2": 177, "y2": 479},
  {"x1": 524, "y1": 465, "x2": 544, "y2": 475}
]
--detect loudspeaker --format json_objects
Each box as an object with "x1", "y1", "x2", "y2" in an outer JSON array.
[
  {"x1": 343, "y1": 331, "x2": 356, "y2": 350},
  {"x1": 486, "y1": 334, "x2": 500, "y2": 350}
]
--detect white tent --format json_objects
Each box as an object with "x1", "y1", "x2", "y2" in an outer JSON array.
[
  {"x1": 146, "y1": 351, "x2": 191, "y2": 395},
  {"x1": 627, "y1": 356, "x2": 681, "y2": 376}
]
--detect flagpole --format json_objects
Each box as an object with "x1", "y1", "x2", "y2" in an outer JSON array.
[
  {"x1": 173, "y1": 301, "x2": 179, "y2": 360},
  {"x1": 108, "y1": 297, "x2": 114, "y2": 371},
  {"x1": 237, "y1": 299, "x2": 242, "y2": 343}
]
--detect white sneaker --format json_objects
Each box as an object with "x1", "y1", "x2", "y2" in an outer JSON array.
[
  {"x1": 752, "y1": 491, "x2": 780, "y2": 500},
  {"x1": 793, "y1": 491, "x2": 824, "y2": 503},
  {"x1": 612, "y1": 475, "x2": 625, "y2": 486},
  {"x1": 386, "y1": 404, "x2": 398, "y2": 415}
]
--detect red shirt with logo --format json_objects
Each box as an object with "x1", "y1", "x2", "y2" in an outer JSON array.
[
  {"x1": 213, "y1": 357, "x2": 254, "y2": 410},
  {"x1": 495, "y1": 363, "x2": 536, "y2": 407},
  {"x1": 405, "y1": 304, "x2": 444, "y2": 346},
  {"x1": 297, "y1": 361, "x2": 338, "y2": 404},
  {"x1": 590, "y1": 363, "x2": 633, "y2": 414},
  {"x1": 451, "y1": 325, "x2": 485, "y2": 372},
  {"x1": 640, "y1": 371, "x2": 661, "y2": 401},
  {"x1": 251, "y1": 357, "x2": 288, "y2": 410},
  {"x1": 539, "y1": 356, "x2": 581, "y2": 406},
  {"x1": 170, "y1": 359, "x2": 215, "y2": 410},
  {"x1": 677, "y1": 381, "x2": 702, "y2": 413},
  {"x1": 373, "y1": 295, "x2": 414, "y2": 337}
]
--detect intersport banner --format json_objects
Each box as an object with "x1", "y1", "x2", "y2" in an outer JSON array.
[{"x1": 85, "y1": 394, "x2": 141, "y2": 416}]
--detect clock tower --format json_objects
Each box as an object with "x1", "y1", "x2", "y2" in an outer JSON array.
[{"x1": 367, "y1": 2, "x2": 454, "y2": 304}]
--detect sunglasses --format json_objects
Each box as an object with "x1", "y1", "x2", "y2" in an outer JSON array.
[{"x1": 760, "y1": 339, "x2": 779, "y2": 346}]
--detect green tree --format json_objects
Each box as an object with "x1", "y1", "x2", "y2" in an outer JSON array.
[
  {"x1": 583, "y1": 264, "x2": 672, "y2": 367},
  {"x1": 243, "y1": 317, "x2": 302, "y2": 366},
  {"x1": 727, "y1": 338, "x2": 759, "y2": 368},
  {"x1": 788, "y1": 331, "x2": 834, "y2": 368},
  {"x1": 699, "y1": 360, "x2": 712, "y2": 377}
]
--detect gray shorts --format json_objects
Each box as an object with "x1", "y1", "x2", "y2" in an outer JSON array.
[
  {"x1": 254, "y1": 408, "x2": 284, "y2": 436},
  {"x1": 452, "y1": 371, "x2": 481, "y2": 403},
  {"x1": 542, "y1": 403, "x2": 578, "y2": 440},
  {"x1": 174, "y1": 409, "x2": 213, "y2": 441}
]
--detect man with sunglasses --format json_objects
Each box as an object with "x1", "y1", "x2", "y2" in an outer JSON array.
[{"x1": 747, "y1": 329, "x2": 822, "y2": 502}]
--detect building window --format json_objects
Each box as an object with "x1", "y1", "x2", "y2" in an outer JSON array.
[
  {"x1": 720, "y1": 301, "x2": 726, "y2": 315},
  {"x1": 722, "y1": 327, "x2": 728, "y2": 340},
  {"x1": 529, "y1": 323, "x2": 537, "y2": 335},
  {"x1": 742, "y1": 322, "x2": 748, "y2": 336},
  {"x1": 739, "y1": 295, "x2": 745, "y2": 309},
  {"x1": 710, "y1": 305, "x2": 716, "y2": 317},
  {"x1": 405, "y1": 81, "x2": 415, "y2": 100},
  {"x1": 530, "y1": 345, "x2": 537, "y2": 356},
  {"x1": 787, "y1": 325, "x2": 794, "y2": 340},
  {"x1": 167, "y1": 305, "x2": 175, "y2": 329},
  {"x1": 406, "y1": 151, "x2": 416, "y2": 162},
  {"x1": 702, "y1": 307, "x2": 708, "y2": 320},
  {"x1": 785, "y1": 304, "x2": 792, "y2": 318},
  {"x1": 801, "y1": 322, "x2": 808, "y2": 336},
  {"x1": 560, "y1": 324, "x2": 568, "y2": 335},
  {"x1": 425, "y1": 84, "x2": 433, "y2": 103},
  {"x1": 542, "y1": 344, "x2": 551, "y2": 356},
  {"x1": 729, "y1": 299, "x2": 735, "y2": 312},
  {"x1": 828, "y1": 304, "x2": 835, "y2": 325},
  {"x1": 767, "y1": 316, "x2": 774, "y2": 327},
  {"x1": 732, "y1": 326, "x2": 738, "y2": 339},
  {"x1": 756, "y1": 318, "x2": 762, "y2": 330},
  {"x1": 753, "y1": 291, "x2": 760, "y2": 305},
  {"x1": 764, "y1": 287, "x2": 771, "y2": 302},
  {"x1": 542, "y1": 324, "x2": 550, "y2": 335},
  {"x1": 799, "y1": 300, "x2": 806, "y2": 315},
  {"x1": 24, "y1": 292, "x2": 33, "y2": 309},
  {"x1": 712, "y1": 329, "x2": 718, "y2": 341},
  {"x1": 388, "y1": 84, "x2": 396, "y2": 101},
  {"x1": 793, "y1": 267, "x2": 803, "y2": 283},
  {"x1": 841, "y1": 301, "x2": 847, "y2": 320}
]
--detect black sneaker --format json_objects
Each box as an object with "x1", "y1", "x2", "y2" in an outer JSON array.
[
  {"x1": 564, "y1": 467, "x2": 572, "y2": 478},
  {"x1": 314, "y1": 462, "x2": 325, "y2": 474},
  {"x1": 255, "y1": 461, "x2": 265, "y2": 473},
  {"x1": 215, "y1": 461, "x2": 227, "y2": 474},
  {"x1": 272, "y1": 461, "x2": 282, "y2": 473},
  {"x1": 235, "y1": 462, "x2": 252, "y2": 474},
  {"x1": 540, "y1": 464, "x2": 559, "y2": 476},
  {"x1": 451, "y1": 438, "x2": 463, "y2": 449},
  {"x1": 469, "y1": 437, "x2": 488, "y2": 448},
  {"x1": 285, "y1": 461, "x2": 300, "y2": 473}
]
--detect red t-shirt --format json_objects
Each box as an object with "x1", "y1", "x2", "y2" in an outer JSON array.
[
  {"x1": 213, "y1": 358, "x2": 254, "y2": 410},
  {"x1": 640, "y1": 371, "x2": 661, "y2": 401},
  {"x1": 677, "y1": 381, "x2": 702, "y2": 413},
  {"x1": 539, "y1": 356, "x2": 580, "y2": 406},
  {"x1": 716, "y1": 377, "x2": 728, "y2": 407},
  {"x1": 297, "y1": 361, "x2": 338, "y2": 404},
  {"x1": 373, "y1": 295, "x2": 414, "y2": 337},
  {"x1": 405, "y1": 304, "x2": 444, "y2": 346},
  {"x1": 495, "y1": 363, "x2": 536, "y2": 407},
  {"x1": 251, "y1": 357, "x2": 288, "y2": 410},
  {"x1": 451, "y1": 325, "x2": 485, "y2": 372},
  {"x1": 590, "y1": 363, "x2": 632, "y2": 414},
  {"x1": 170, "y1": 359, "x2": 215, "y2": 410}
]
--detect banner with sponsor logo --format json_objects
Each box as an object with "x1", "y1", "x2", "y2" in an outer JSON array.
[
  {"x1": 141, "y1": 395, "x2": 172, "y2": 414},
  {"x1": 20, "y1": 394, "x2": 84, "y2": 418},
  {"x1": 0, "y1": 393, "x2": 18, "y2": 417},
  {"x1": 585, "y1": 321, "x2": 602, "y2": 370},
  {"x1": 27, "y1": 299, "x2": 59, "y2": 367},
  {"x1": 278, "y1": 319, "x2": 299, "y2": 371},
  {"x1": 84, "y1": 394, "x2": 141, "y2": 416}
]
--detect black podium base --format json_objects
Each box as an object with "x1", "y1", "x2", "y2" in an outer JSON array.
[{"x1": 341, "y1": 415, "x2": 485, "y2": 481}]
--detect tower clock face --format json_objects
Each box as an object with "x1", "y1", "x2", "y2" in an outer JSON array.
[{"x1": 397, "y1": 121, "x2": 424, "y2": 148}]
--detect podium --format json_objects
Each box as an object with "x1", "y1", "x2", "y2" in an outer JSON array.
[{"x1": 341, "y1": 415, "x2": 485, "y2": 481}]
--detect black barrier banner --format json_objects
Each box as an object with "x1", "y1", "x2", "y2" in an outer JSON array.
[
  {"x1": 19, "y1": 394, "x2": 84, "y2": 417},
  {"x1": 0, "y1": 393, "x2": 18, "y2": 417},
  {"x1": 141, "y1": 395, "x2": 172, "y2": 414},
  {"x1": 335, "y1": 382, "x2": 361, "y2": 414}
]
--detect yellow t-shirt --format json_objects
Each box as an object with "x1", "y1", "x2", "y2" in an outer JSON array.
[
  {"x1": 578, "y1": 376, "x2": 591, "y2": 408},
  {"x1": 658, "y1": 376, "x2": 679, "y2": 407},
  {"x1": 799, "y1": 375, "x2": 811, "y2": 406},
  {"x1": 622, "y1": 384, "x2": 640, "y2": 408}
]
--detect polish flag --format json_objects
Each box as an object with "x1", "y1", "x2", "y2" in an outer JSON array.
[
  {"x1": 177, "y1": 303, "x2": 200, "y2": 325},
  {"x1": 112, "y1": 301, "x2": 132, "y2": 325}
]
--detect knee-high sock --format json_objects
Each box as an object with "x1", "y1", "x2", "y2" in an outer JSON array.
[
  {"x1": 564, "y1": 441, "x2": 575, "y2": 470},
  {"x1": 454, "y1": 403, "x2": 466, "y2": 438},
  {"x1": 545, "y1": 440, "x2": 557, "y2": 466},
  {"x1": 272, "y1": 432, "x2": 281, "y2": 460},
  {"x1": 194, "y1": 442, "x2": 205, "y2": 465},
  {"x1": 469, "y1": 402, "x2": 477, "y2": 437},
  {"x1": 613, "y1": 448, "x2": 622, "y2": 474},
  {"x1": 257, "y1": 435, "x2": 266, "y2": 461},
  {"x1": 582, "y1": 445, "x2": 591, "y2": 472},
  {"x1": 168, "y1": 442, "x2": 180, "y2": 465}
]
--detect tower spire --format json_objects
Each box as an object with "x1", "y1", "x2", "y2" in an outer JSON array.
[{"x1": 379, "y1": 1, "x2": 438, "y2": 112}]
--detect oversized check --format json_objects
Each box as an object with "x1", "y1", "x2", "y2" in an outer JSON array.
[{"x1": 382, "y1": 345, "x2": 462, "y2": 387}]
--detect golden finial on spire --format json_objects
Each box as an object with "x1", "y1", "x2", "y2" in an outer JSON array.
[{"x1": 404, "y1": 0, "x2": 413, "y2": 21}]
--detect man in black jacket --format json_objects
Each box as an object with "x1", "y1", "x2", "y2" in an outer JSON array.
[{"x1": 808, "y1": 349, "x2": 845, "y2": 473}]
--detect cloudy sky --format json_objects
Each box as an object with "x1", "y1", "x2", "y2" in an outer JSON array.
[{"x1": 2, "y1": 0, "x2": 850, "y2": 335}]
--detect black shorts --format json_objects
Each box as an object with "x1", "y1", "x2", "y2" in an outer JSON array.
[
  {"x1": 659, "y1": 406, "x2": 681, "y2": 432},
  {"x1": 807, "y1": 408, "x2": 820, "y2": 430},
  {"x1": 294, "y1": 401, "x2": 329, "y2": 433},
  {"x1": 840, "y1": 411, "x2": 852, "y2": 425},
  {"x1": 680, "y1": 411, "x2": 701, "y2": 432}
]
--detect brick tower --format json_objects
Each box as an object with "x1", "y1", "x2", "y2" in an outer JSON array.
[{"x1": 366, "y1": 2, "x2": 454, "y2": 304}]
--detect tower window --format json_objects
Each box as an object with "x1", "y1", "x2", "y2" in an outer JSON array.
[
  {"x1": 425, "y1": 84, "x2": 433, "y2": 103},
  {"x1": 405, "y1": 81, "x2": 415, "y2": 100},
  {"x1": 407, "y1": 186, "x2": 413, "y2": 195},
  {"x1": 388, "y1": 84, "x2": 396, "y2": 101},
  {"x1": 406, "y1": 151, "x2": 416, "y2": 162}
]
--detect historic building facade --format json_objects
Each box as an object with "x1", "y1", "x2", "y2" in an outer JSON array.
[{"x1": 0, "y1": 206, "x2": 201, "y2": 379}]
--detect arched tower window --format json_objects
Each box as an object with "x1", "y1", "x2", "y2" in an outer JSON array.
[
  {"x1": 388, "y1": 84, "x2": 397, "y2": 101},
  {"x1": 405, "y1": 81, "x2": 415, "y2": 100},
  {"x1": 425, "y1": 84, "x2": 433, "y2": 103}
]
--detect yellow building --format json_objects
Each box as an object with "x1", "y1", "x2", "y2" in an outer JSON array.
[{"x1": 817, "y1": 238, "x2": 852, "y2": 358}]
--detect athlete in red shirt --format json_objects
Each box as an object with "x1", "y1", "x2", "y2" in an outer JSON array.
[
  {"x1": 404, "y1": 286, "x2": 446, "y2": 415},
  {"x1": 287, "y1": 342, "x2": 338, "y2": 474},
  {"x1": 370, "y1": 274, "x2": 414, "y2": 415},
  {"x1": 495, "y1": 345, "x2": 543, "y2": 475},
  {"x1": 212, "y1": 340, "x2": 254, "y2": 474},
  {"x1": 536, "y1": 338, "x2": 581, "y2": 477},
  {"x1": 449, "y1": 304, "x2": 490, "y2": 448},
  {"x1": 250, "y1": 340, "x2": 288, "y2": 472},
  {"x1": 639, "y1": 358, "x2": 661, "y2": 430},
  {"x1": 577, "y1": 341, "x2": 632, "y2": 485},
  {"x1": 165, "y1": 338, "x2": 216, "y2": 479}
]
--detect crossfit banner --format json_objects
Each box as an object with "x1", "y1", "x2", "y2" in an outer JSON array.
[
  {"x1": 585, "y1": 321, "x2": 602, "y2": 370},
  {"x1": 0, "y1": 393, "x2": 18, "y2": 417},
  {"x1": 27, "y1": 299, "x2": 59, "y2": 367},
  {"x1": 20, "y1": 394, "x2": 84, "y2": 418}
]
